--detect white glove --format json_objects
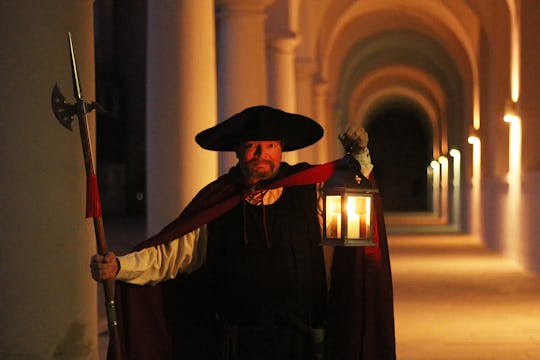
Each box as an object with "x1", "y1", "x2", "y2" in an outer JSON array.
[{"x1": 339, "y1": 126, "x2": 373, "y2": 178}]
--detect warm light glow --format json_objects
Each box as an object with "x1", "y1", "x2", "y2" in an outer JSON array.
[
  {"x1": 449, "y1": 149, "x2": 460, "y2": 157},
  {"x1": 438, "y1": 156, "x2": 449, "y2": 221},
  {"x1": 326, "y1": 195, "x2": 342, "y2": 238},
  {"x1": 505, "y1": 115, "x2": 522, "y2": 179},
  {"x1": 467, "y1": 136, "x2": 481, "y2": 235},
  {"x1": 506, "y1": 0, "x2": 521, "y2": 102},
  {"x1": 467, "y1": 136, "x2": 480, "y2": 146},
  {"x1": 473, "y1": 88, "x2": 480, "y2": 130},
  {"x1": 449, "y1": 149, "x2": 461, "y2": 186},
  {"x1": 438, "y1": 156, "x2": 448, "y2": 165},
  {"x1": 325, "y1": 194, "x2": 372, "y2": 240},
  {"x1": 504, "y1": 113, "x2": 522, "y2": 259},
  {"x1": 438, "y1": 156, "x2": 449, "y2": 188},
  {"x1": 504, "y1": 114, "x2": 519, "y2": 123},
  {"x1": 346, "y1": 196, "x2": 371, "y2": 238},
  {"x1": 467, "y1": 136, "x2": 481, "y2": 185},
  {"x1": 449, "y1": 149, "x2": 462, "y2": 229},
  {"x1": 503, "y1": 99, "x2": 522, "y2": 179},
  {"x1": 430, "y1": 160, "x2": 441, "y2": 216},
  {"x1": 430, "y1": 160, "x2": 441, "y2": 188}
]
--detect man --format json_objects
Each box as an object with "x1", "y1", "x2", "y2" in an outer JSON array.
[{"x1": 91, "y1": 105, "x2": 395, "y2": 359}]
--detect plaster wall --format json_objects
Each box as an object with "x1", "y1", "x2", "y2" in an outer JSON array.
[
  {"x1": 520, "y1": 0, "x2": 540, "y2": 172},
  {"x1": 0, "y1": 1, "x2": 98, "y2": 358},
  {"x1": 513, "y1": 0, "x2": 540, "y2": 273}
]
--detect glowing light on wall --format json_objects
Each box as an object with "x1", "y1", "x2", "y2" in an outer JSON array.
[
  {"x1": 449, "y1": 149, "x2": 461, "y2": 187},
  {"x1": 430, "y1": 160, "x2": 441, "y2": 216},
  {"x1": 449, "y1": 149, "x2": 461, "y2": 229},
  {"x1": 503, "y1": 113, "x2": 522, "y2": 259},
  {"x1": 467, "y1": 136, "x2": 481, "y2": 235},
  {"x1": 439, "y1": 156, "x2": 449, "y2": 221},
  {"x1": 467, "y1": 136, "x2": 481, "y2": 185},
  {"x1": 504, "y1": 111, "x2": 522, "y2": 180},
  {"x1": 438, "y1": 156, "x2": 448, "y2": 187},
  {"x1": 506, "y1": 0, "x2": 521, "y2": 102},
  {"x1": 504, "y1": 0, "x2": 521, "y2": 181}
]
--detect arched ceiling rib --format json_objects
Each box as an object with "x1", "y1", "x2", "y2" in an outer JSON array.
[
  {"x1": 316, "y1": 0, "x2": 480, "y2": 133},
  {"x1": 346, "y1": 64, "x2": 447, "y2": 154},
  {"x1": 351, "y1": 86, "x2": 443, "y2": 156},
  {"x1": 332, "y1": 30, "x2": 461, "y2": 152},
  {"x1": 336, "y1": 30, "x2": 461, "y2": 102},
  {"x1": 319, "y1": 0, "x2": 478, "y2": 80},
  {"x1": 348, "y1": 64, "x2": 447, "y2": 125}
]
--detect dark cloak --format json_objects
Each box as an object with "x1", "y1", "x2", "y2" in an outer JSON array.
[{"x1": 108, "y1": 160, "x2": 395, "y2": 360}]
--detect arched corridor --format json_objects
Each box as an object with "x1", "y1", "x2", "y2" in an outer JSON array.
[{"x1": 2, "y1": 1, "x2": 540, "y2": 357}]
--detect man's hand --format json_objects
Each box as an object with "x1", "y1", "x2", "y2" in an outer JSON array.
[
  {"x1": 90, "y1": 252, "x2": 119, "y2": 282},
  {"x1": 338, "y1": 126, "x2": 369, "y2": 154}
]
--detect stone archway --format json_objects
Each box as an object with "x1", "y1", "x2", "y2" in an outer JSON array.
[{"x1": 365, "y1": 100, "x2": 433, "y2": 213}]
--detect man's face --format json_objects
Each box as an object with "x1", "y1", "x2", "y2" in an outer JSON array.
[{"x1": 237, "y1": 140, "x2": 282, "y2": 184}]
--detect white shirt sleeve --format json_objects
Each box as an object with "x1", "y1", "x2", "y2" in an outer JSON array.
[{"x1": 115, "y1": 225, "x2": 208, "y2": 286}]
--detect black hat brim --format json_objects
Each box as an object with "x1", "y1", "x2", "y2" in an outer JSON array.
[{"x1": 195, "y1": 105, "x2": 324, "y2": 152}]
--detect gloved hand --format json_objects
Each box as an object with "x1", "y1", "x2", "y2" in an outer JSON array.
[
  {"x1": 338, "y1": 126, "x2": 373, "y2": 178},
  {"x1": 338, "y1": 126, "x2": 369, "y2": 154}
]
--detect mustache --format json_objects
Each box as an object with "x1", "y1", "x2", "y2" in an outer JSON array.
[{"x1": 248, "y1": 159, "x2": 273, "y2": 166}]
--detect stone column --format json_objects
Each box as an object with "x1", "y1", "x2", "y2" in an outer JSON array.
[
  {"x1": 517, "y1": 0, "x2": 540, "y2": 272},
  {"x1": 267, "y1": 35, "x2": 299, "y2": 111},
  {"x1": 216, "y1": 0, "x2": 275, "y2": 173},
  {"x1": 314, "y1": 81, "x2": 331, "y2": 163},
  {"x1": 296, "y1": 58, "x2": 318, "y2": 163},
  {"x1": 0, "y1": 1, "x2": 98, "y2": 358},
  {"x1": 146, "y1": 0, "x2": 218, "y2": 235},
  {"x1": 267, "y1": 34, "x2": 300, "y2": 164}
]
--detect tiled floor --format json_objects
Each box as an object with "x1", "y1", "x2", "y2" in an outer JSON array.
[{"x1": 98, "y1": 220, "x2": 540, "y2": 359}]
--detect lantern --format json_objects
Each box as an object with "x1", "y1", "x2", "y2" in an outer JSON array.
[{"x1": 322, "y1": 153, "x2": 378, "y2": 246}]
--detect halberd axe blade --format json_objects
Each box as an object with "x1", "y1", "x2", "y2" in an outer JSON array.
[
  {"x1": 51, "y1": 83, "x2": 108, "y2": 131},
  {"x1": 51, "y1": 83, "x2": 77, "y2": 131}
]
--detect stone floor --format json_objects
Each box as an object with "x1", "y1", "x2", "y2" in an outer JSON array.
[
  {"x1": 98, "y1": 219, "x2": 540, "y2": 359},
  {"x1": 391, "y1": 234, "x2": 540, "y2": 360}
]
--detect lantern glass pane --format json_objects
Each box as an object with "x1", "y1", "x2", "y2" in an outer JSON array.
[
  {"x1": 346, "y1": 195, "x2": 371, "y2": 239},
  {"x1": 325, "y1": 195, "x2": 342, "y2": 238}
]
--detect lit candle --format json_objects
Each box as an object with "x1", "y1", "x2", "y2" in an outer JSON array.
[
  {"x1": 348, "y1": 213, "x2": 360, "y2": 238},
  {"x1": 326, "y1": 196, "x2": 342, "y2": 238},
  {"x1": 364, "y1": 198, "x2": 371, "y2": 238},
  {"x1": 327, "y1": 212, "x2": 341, "y2": 238}
]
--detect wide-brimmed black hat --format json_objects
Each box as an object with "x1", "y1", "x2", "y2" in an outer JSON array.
[{"x1": 195, "y1": 105, "x2": 324, "y2": 152}]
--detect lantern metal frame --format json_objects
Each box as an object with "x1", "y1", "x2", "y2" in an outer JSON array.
[{"x1": 321, "y1": 153, "x2": 378, "y2": 247}]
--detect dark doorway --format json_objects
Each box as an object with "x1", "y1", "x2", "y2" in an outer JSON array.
[
  {"x1": 365, "y1": 100, "x2": 432, "y2": 212},
  {"x1": 94, "y1": 0, "x2": 147, "y2": 216}
]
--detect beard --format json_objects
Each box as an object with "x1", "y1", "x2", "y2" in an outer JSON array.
[{"x1": 242, "y1": 159, "x2": 279, "y2": 182}]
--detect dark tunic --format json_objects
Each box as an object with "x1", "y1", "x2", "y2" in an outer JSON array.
[{"x1": 206, "y1": 184, "x2": 327, "y2": 359}]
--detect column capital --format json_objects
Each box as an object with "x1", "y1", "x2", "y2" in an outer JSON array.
[{"x1": 268, "y1": 32, "x2": 300, "y2": 54}]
